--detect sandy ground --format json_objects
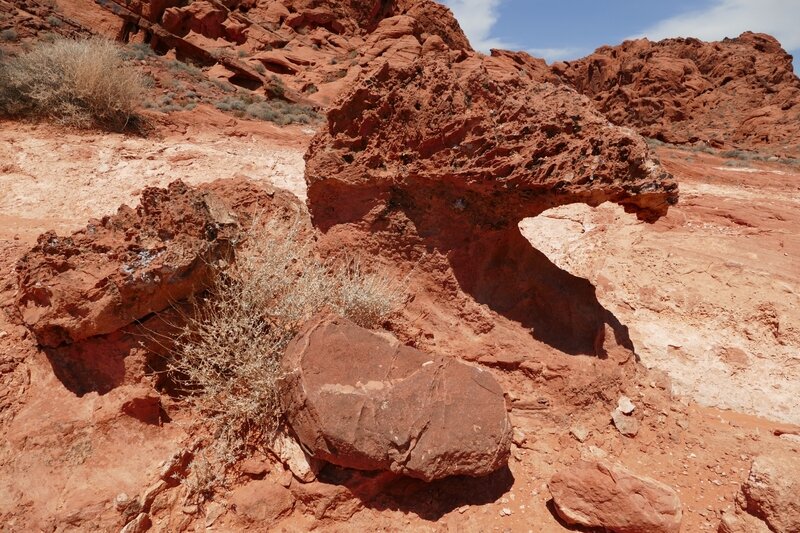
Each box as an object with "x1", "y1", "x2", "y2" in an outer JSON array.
[
  {"x1": 0, "y1": 112, "x2": 310, "y2": 244},
  {"x1": 3, "y1": 118, "x2": 798, "y2": 426},
  {"x1": 522, "y1": 147, "x2": 800, "y2": 424},
  {"x1": 2, "y1": 118, "x2": 800, "y2": 532}
]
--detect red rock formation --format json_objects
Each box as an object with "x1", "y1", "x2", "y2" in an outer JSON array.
[
  {"x1": 740, "y1": 451, "x2": 800, "y2": 533},
  {"x1": 307, "y1": 47, "x2": 677, "y2": 228},
  {"x1": 305, "y1": 42, "x2": 677, "y2": 360},
  {"x1": 549, "y1": 459, "x2": 683, "y2": 533},
  {"x1": 15, "y1": 177, "x2": 302, "y2": 348},
  {"x1": 554, "y1": 32, "x2": 800, "y2": 152},
  {"x1": 15, "y1": 181, "x2": 238, "y2": 347},
  {"x1": 281, "y1": 313, "x2": 512, "y2": 481},
  {"x1": 69, "y1": 0, "x2": 471, "y2": 106}
]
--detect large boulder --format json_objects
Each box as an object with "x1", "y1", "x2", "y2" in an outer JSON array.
[
  {"x1": 15, "y1": 181, "x2": 238, "y2": 347},
  {"x1": 15, "y1": 177, "x2": 302, "y2": 347},
  {"x1": 718, "y1": 509, "x2": 772, "y2": 533},
  {"x1": 740, "y1": 450, "x2": 800, "y2": 533},
  {"x1": 549, "y1": 459, "x2": 683, "y2": 533},
  {"x1": 280, "y1": 313, "x2": 512, "y2": 481},
  {"x1": 306, "y1": 50, "x2": 678, "y2": 230}
]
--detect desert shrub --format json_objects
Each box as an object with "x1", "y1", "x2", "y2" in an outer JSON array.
[
  {"x1": 252, "y1": 62, "x2": 266, "y2": 74},
  {"x1": 124, "y1": 42, "x2": 154, "y2": 61},
  {"x1": 46, "y1": 15, "x2": 62, "y2": 27},
  {"x1": 214, "y1": 95, "x2": 248, "y2": 112},
  {"x1": 167, "y1": 58, "x2": 203, "y2": 79},
  {"x1": 159, "y1": 103, "x2": 184, "y2": 113},
  {"x1": 245, "y1": 99, "x2": 318, "y2": 125},
  {"x1": 0, "y1": 37, "x2": 144, "y2": 130},
  {"x1": 166, "y1": 216, "x2": 405, "y2": 464},
  {"x1": 211, "y1": 79, "x2": 235, "y2": 93},
  {"x1": 268, "y1": 74, "x2": 286, "y2": 98},
  {"x1": 215, "y1": 92, "x2": 319, "y2": 125},
  {"x1": 0, "y1": 29, "x2": 18, "y2": 42},
  {"x1": 689, "y1": 143, "x2": 715, "y2": 154}
]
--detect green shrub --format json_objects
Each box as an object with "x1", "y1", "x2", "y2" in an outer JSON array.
[
  {"x1": 215, "y1": 93, "x2": 319, "y2": 125},
  {"x1": 0, "y1": 37, "x2": 144, "y2": 130}
]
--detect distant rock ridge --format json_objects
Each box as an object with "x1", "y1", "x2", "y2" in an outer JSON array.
[
  {"x1": 69, "y1": 0, "x2": 471, "y2": 105},
  {"x1": 27, "y1": 1, "x2": 799, "y2": 153},
  {"x1": 551, "y1": 32, "x2": 800, "y2": 153}
]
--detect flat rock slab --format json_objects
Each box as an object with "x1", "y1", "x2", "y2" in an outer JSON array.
[
  {"x1": 549, "y1": 459, "x2": 683, "y2": 533},
  {"x1": 281, "y1": 314, "x2": 512, "y2": 481}
]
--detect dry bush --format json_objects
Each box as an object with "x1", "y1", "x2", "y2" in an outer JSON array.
[
  {"x1": 0, "y1": 37, "x2": 144, "y2": 130},
  {"x1": 166, "y1": 216, "x2": 405, "y2": 469}
]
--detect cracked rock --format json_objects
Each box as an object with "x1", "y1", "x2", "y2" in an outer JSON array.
[{"x1": 280, "y1": 313, "x2": 512, "y2": 481}]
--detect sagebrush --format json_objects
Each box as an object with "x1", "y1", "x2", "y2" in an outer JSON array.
[
  {"x1": 165, "y1": 216, "x2": 405, "y2": 467},
  {"x1": 0, "y1": 37, "x2": 144, "y2": 130}
]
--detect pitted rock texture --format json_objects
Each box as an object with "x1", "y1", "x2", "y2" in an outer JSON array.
[
  {"x1": 14, "y1": 177, "x2": 303, "y2": 348},
  {"x1": 280, "y1": 314, "x2": 512, "y2": 481},
  {"x1": 554, "y1": 32, "x2": 800, "y2": 152},
  {"x1": 740, "y1": 450, "x2": 800, "y2": 533},
  {"x1": 549, "y1": 459, "x2": 683, "y2": 533},
  {"x1": 15, "y1": 180, "x2": 238, "y2": 347},
  {"x1": 305, "y1": 46, "x2": 674, "y2": 359},
  {"x1": 306, "y1": 50, "x2": 678, "y2": 230}
]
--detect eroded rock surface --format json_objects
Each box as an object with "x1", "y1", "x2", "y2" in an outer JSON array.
[
  {"x1": 740, "y1": 450, "x2": 800, "y2": 533},
  {"x1": 554, "y1": 32, "x2": 800, "y2": 152},
  {"x1": 14, "y1": 177, "x2": 303, "y2": 348},
  {"x1": 307, "y1": 49, "x2": 678, "y2": 227},
  {"x1": 549, "y1": 459, "x2": 683, "y2": 533},
  {"x1": 281, "y1": 313, "x2": 512, "y2": 481},
  {"x1": 15, "y1": 181, "x2": 238, "y2": 347},
  {"x1": 305, "y1": 42, "x2": 677, "y2": 359},
  {"x1": 67, "y1": 0, "x2": 471, "y2": 106}
]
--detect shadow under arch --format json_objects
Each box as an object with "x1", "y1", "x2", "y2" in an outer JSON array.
[{"x1": 445, "y1": 222, "x2": 635, "y2": 357}]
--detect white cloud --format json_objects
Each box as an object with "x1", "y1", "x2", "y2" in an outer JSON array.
[
  {"x1": 444, "y1": 0, "x2": 516, "y2": 52},
  {"x1": 632, "y1": 0, "x2": 800, "y2": 51},
  {"x1": 444, "y1": 1, "x2": 587, "y2": 62},
  {"x1": 526, "y1": 47, "x2": 588, "y2": 63}
]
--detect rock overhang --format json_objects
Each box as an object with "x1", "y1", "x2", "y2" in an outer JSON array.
[{"x1": 305, "y1": 50, "x2": 679, "y2": 231}]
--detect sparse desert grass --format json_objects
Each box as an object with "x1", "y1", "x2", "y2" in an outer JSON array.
[
  {"x1": 123, "y1": 42, "x2": 155, "y2": 61},
  {"x1": 167, "y1": 58, "x2": 204, "y2": 79},
  {"x1": 214, "y1": 92, "x2": 318, "y2": 125},
  {"x1": 244, "y1": 99, "x2": 317, "y2": 125},
  {"x1": 164, "y1": 216, "x2": 404, "y2": 475},
  {"x1": 268, "y1": 74, "x2": 286, "y2": 98},
  {"x1": 0, "y1": 37, "x2": 144, "y2": 130},
  {"x1": 0, "y1": 29, "x2": 18, "y2": 42}
]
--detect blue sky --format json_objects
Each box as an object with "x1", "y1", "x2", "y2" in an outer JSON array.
[{"x1": 443, "y1": 0, "x2": 800, "y2": 71}]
